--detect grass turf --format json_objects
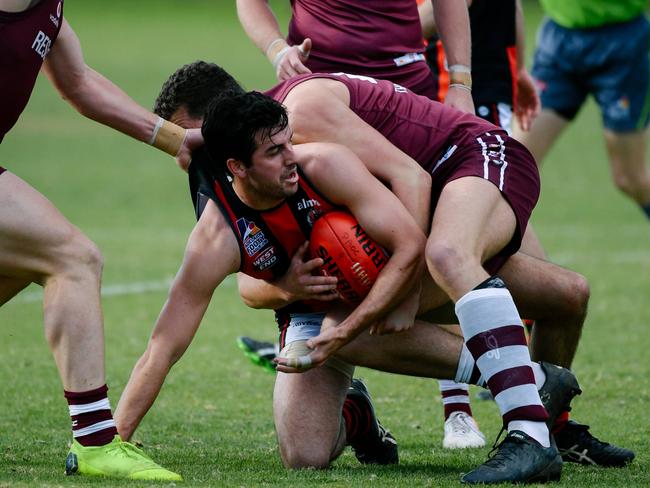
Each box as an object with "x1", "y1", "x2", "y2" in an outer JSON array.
[{"x1": 1, "y1": 0, "x2": 649, "y2": 486}]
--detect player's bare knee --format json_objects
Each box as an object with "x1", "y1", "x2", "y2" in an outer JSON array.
[
  {"x1": 425, "y1": 240, "x2": 471, "y2": 287},
  {"x1": 60, "y1": 230, "x2": 104, "y2": 280},
  {"x1": 281, "y1": 447, "x2": 331, "y2": 470},
  {"x1": 566, "y1": 272, "x2": 590, "y2": 321},
  {"x1": 611, "y1": 169, "x2": 647, "y2": 203}
]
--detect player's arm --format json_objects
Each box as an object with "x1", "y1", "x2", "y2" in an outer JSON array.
[
  {"x1": 236, "y1": 0, "x2": 311, "y2": 80},
  {"x1": 115, "y1": 201, "x2": 239, "y2": 440},
  {"x1": 42, "y1": 19, "x2": 201, "y2": 170},
  {"x1": 513, "y1": 0, "x2": 540, "y2": 131},
  {"x1": 432, "y1": 0, "x2": 474, "y2": 114},
  {"x1": 284, "y1": 81, "x2": 432, "y2": 233},
  {"x1": 419, "y1": 0, "x2": 436, "y2": 39},
  {"x1": 419, "y1": 0, "x2": 472, "y2": 39},
  {"x1": 280, "y1": 143, "x2": 426, "y2": 370},
  {"x1": 237, "y1": 242, "x2": 338, "y2": 309}
]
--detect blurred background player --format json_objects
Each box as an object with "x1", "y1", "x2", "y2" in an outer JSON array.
[
  {"x1": 420, "y1": 0, "x2": 539, "y2": 133},
  {"x1": 0, "y1": 0, "x2": 201, "y2": 479},
  {"x1": 236, "y1": 0, "x2": 474, "y2": 111},
  {"x1": 515, "y1": 0, "x2": 650, "y2": 221}
]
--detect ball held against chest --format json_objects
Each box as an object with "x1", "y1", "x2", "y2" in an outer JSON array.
[{"x1": 309, "y1": 211, "x2": 388, "y2": 304}]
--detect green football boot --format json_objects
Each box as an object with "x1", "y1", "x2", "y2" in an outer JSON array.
[
  {"x1": 65, "y1": 435, "x2": 182, "y2": 481},
  {"x1": 236, "y1": 336, "x2": 278, "y2": 373}
]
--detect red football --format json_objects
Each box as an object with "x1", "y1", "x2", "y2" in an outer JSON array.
[{"x1": 309, "y1": 211, "x2": 389, "y2": 304}]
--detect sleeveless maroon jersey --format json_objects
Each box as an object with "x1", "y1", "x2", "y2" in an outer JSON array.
[
  {"x1": 264, "y1": 72, "x2": 496, "y2": 170},
  {"x1": 188, "y1": 147, "x2": 339, "y2": 313},
  {"x1": 288, "y1": 0, "x2": 423, "y2": 70},
  {"x1": 0, "y1": 0, "x2": 64, "y2": 143},
  {"x1": 285, "y1": 0, "x2": 437, "y2": 97}
]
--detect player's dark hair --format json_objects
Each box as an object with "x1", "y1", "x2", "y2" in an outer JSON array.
[
  {"x1": 153, "y1": 61, "x2": 244, "y2": 120},
  {"x1": 202, "y1": 90, "x2": 289, "y2": 169}
]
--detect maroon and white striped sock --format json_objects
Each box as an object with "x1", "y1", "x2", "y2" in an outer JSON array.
[
  {"x1": 64, "y1": 384, "x2": 118, "y2": 447},
  {"x1": 455, "y1": 276, "x2": 549, "y2": 446},
  {"x1": 438, "y1": 380, "x2": 472, "y2": 420}
]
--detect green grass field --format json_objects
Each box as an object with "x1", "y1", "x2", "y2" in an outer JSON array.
[{"x1": 1, "y1": 1, "x2": 649, "y2": 486}]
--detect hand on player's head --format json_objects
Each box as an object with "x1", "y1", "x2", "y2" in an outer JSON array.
[{"x1": 175, "y1": 128, "x2": 204, "y2": 172}]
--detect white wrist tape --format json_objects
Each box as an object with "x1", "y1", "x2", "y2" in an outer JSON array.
[
  {"x1": 448, "y1": 64, "x2": 471, "y2": 73},
  {"x1": 265, "y1": 37, "x2": 285, "y2": 58},
  {"x1": 272, "y1": 46, "x2": 291, "y2": 70},
  {"x1": 148, "y1": 116, "x2": 164, "y2": 145}
]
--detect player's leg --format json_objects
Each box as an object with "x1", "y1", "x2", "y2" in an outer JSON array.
[
  {"x1": 499, "y1": 252, "x2": 634, "y2": 466},
  {"x1": 604, "y1": 129, "x2": 650, "y2": 215},
  {"x1": 591, "y1": 14, "x2": 650, "y2": 218},
  {"x1": 334, "y1": 315, "x2": 580, "y2": 435},
  {"x1": 273, "y1": 365, "x2": 349, "y2": 468},
  {"x1": 498, "y1": 252, "x2": 588, "y2": 368},
  {"x1": 0, "y1": 171, "x2": 106, "y2": 391},
  {"x1": 0, "y1": 171, "x2": 179, "y2": 480},
  {"x1": 275, "y1": 311, "x2": 398, "y2": 468},
  {"x1": 418, "y1": 246, "x2": 633, "y2": 469},
  {"x1": 425, "y1": 167, "x2": 563, "y2": 482}
]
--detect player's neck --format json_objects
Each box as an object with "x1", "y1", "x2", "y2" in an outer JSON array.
[
  {"x1": 232, "y1": 180, "x2": 284, "y2": 211},
  {"x1": 0, "y1": 0, "x2": 42, "y2": 13}
]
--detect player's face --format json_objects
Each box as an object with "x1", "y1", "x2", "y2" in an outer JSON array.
[
  {"x1": 247, "y1": 125, "x2": 298, "y2": 202},
  {"x1": 170, "y1": 106, "x2": 202, "y2": 129}
]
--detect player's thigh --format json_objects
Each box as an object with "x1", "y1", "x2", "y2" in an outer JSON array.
[
  {"x1": 429, "y1": 176, "x2": 516, "y2": 259},
  {"x1": 519, "y1": 224, "x2": 546, "y2": 261},
  {"x1": 0, "y1": 171, "x2": 91, "y2": 281},
  {"x1": 273, "y1": 367, "x2": 349, "y2": 458}
]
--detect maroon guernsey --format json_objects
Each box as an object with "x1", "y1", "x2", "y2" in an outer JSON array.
[
  {"x1": 265, "y1": 72, "x2": 497, "y2": 171},
  {"x1": 286, "y1": 0, "x2": 436, "y2": 98},
  {"x1": 0, "y1": 0, "x2": 63, "y2": 142},
  {"x1": 0, "y1": 0, "x2": 64, "y2": 143}
]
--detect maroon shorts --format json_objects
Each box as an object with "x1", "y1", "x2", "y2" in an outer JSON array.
[
  {"x1": 427, "y1": 130, "x2": 541, "y2": 274},
  {"x1": 0, "y1": 166, "x2": 6, "y2": 176}
]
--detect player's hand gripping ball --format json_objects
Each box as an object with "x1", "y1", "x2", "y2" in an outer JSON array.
[{"x1": 309, "y1": 211, "x2": 388, "y2": 303}]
